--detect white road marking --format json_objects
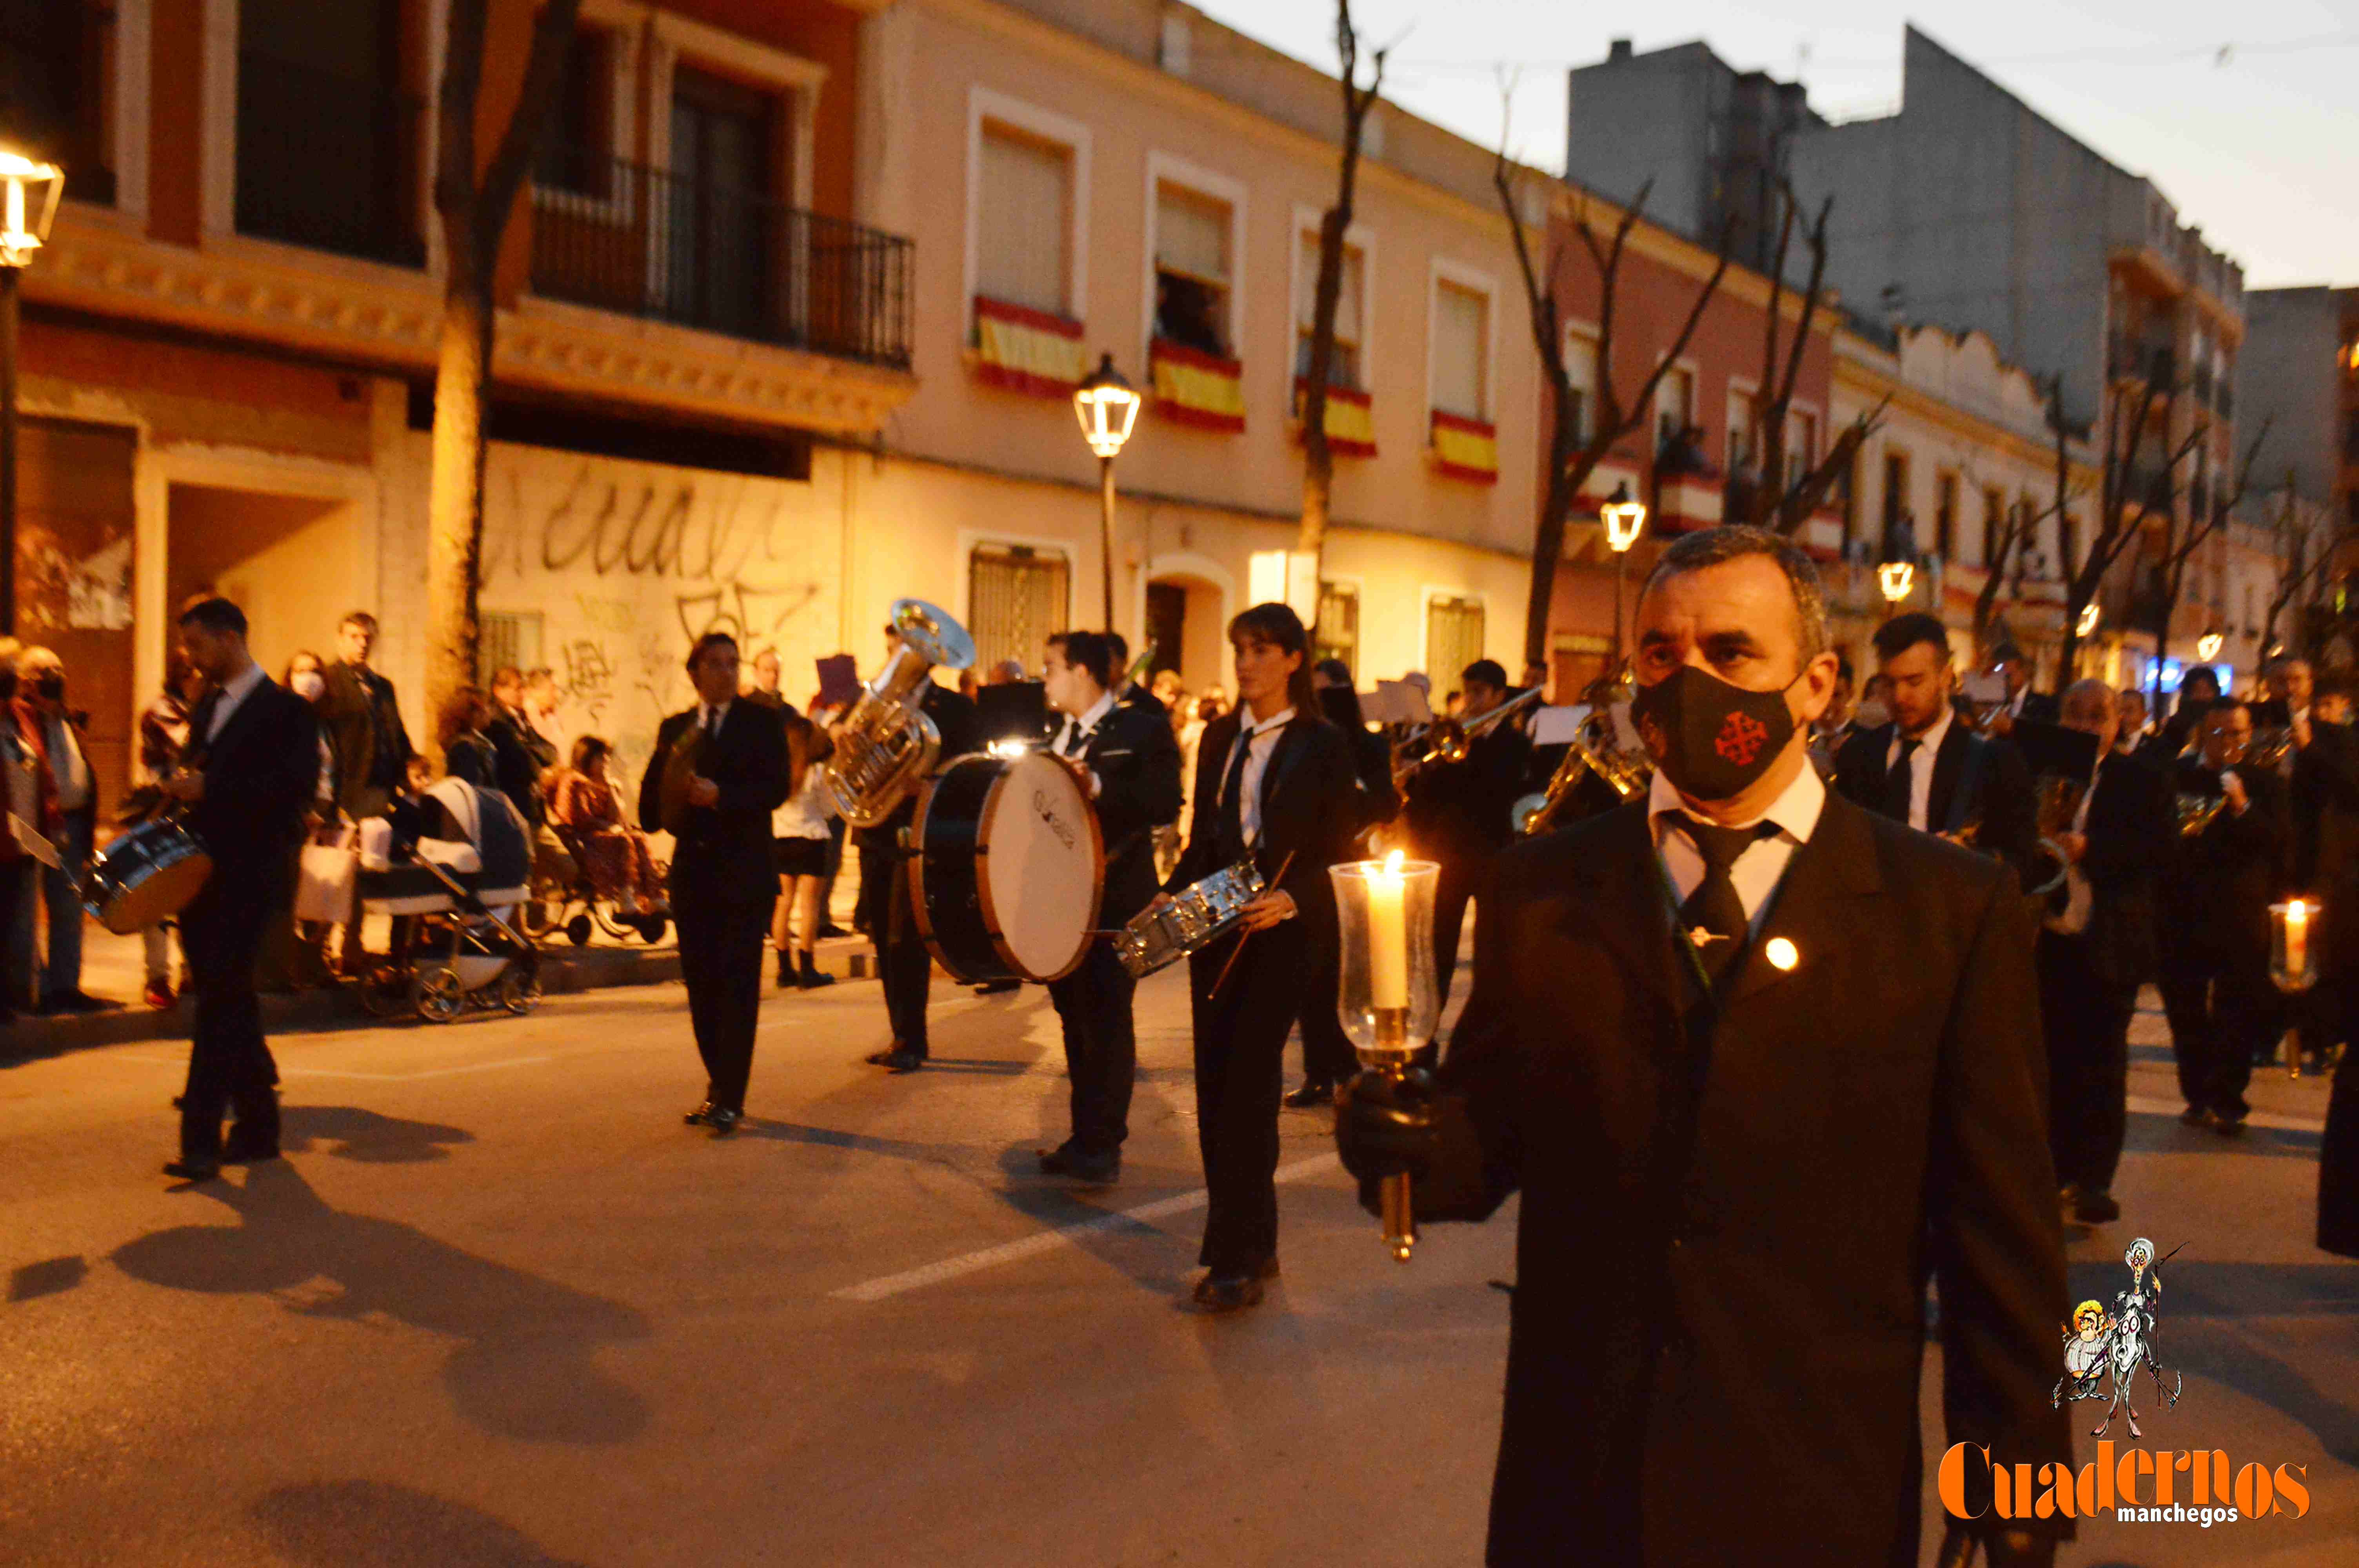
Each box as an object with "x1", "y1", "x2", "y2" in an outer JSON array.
[
  {"x1": 113, "y1": 1053, "x2": 553, "y2": 1083},
  {"x1": 834, "y1": 1152, "x2": 1343, "y2": 1303},
  {"x1": 2125, "y1": 1094, "x2": 2325, "y2": 1135}
]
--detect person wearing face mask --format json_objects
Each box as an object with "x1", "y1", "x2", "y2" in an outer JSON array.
[
  {"x1": 13, "y1": 646, "x2": 112, "y2": 1013},
  {"x1": 1336, "y1": 526, "x2": 2070, "y2": 1568},
  {"x1": 1033, "y1": 630, "x2": 1183, "y2": 1184}
]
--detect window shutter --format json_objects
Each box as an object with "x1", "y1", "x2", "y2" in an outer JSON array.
[
  {"x1": 1432, "y1": 282, "x2": 1486, "y2": 420},
  {"x1": 978, "y1": 126, "x2": 1070, "y2": 316},
  {"x1": 1156, "y1": 184, "x2": 1227, "y2": 283}
]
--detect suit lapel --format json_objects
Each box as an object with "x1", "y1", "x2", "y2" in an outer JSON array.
[
  {"x1": 1258, "y1": 715, "x2": 1312, "y2": 817},
  {"x1": 1558, "y1": 803, "x2": 1682, "y2": 1011},
  {"x1": 198, "y1": 679, "x2": 277, "y2": 769},
  {"x1": 1727, "y1": 792, "x2": 1884, "y2": 1007}
]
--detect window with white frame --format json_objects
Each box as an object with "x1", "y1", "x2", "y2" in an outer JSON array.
[
  {"x1": 1153, "y1": 180, "x2": 1233, "y2": 358},
  {"x1": 1563, "y1": 328, "x2": 1599, "y2": 445},
  {"x1": 1431, "y1": 279, "x2": 1489, "y2": 422},
  {"x1": 1727, "y1": 388, "x2": 1759, "y2": 470},
  {"x1": 1296, "y1": 230, "x2": 1367, "y2": 390},
  {"x1": 1315, "y1": 582, "x2": 1361, "y2": 679},
  {"x1": 1426, "y1": 596, "x2": 1487, "y2": 691},
  {"x1": 1655, "y1": 365, "x2": 1695, "y2": 451},
  {"x1": 978, "y1": 122, "x2": 1074, "y2": 318},
  {"x1": 969, "y1": 544, "x2": 1070, "y2": 675},
  {"x1": 534, "y1": 24, "x2": 615, "y2": 196},
  {"x1": 1784, "y1": 409, "x2": 1817, "y2": 491}
]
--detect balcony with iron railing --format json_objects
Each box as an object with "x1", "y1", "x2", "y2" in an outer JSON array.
[
  {"x1": 234, "y1": 51, "x2": 426, "y2": 269},
  {"x1": 529, "y1": 147, "x2": 912, "y2": 370}
]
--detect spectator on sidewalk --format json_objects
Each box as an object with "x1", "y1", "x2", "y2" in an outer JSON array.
[
  {"x1": 440, "y1": 687, "x2": 498, "y2": 793},
  {"x1": 550, "y1": 737, "x2": 663, "y2": 916},
  {"x1": 319, "y1": 612, "x2": 411, "y2": 976},
  {"x1": 0, "y1": 639, "x2": 36, "y2": 1019},
  {"x1": 131, "y1": 653, "x2": 205, "y2": 1009},
  {"x1": 15, "y1": 646, "x2": 113, "y2": 1013}
]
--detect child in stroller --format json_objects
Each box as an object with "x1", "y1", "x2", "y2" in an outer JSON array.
[{"x1": 355, "y1": 766, "x2": 542, "y2": 1022}]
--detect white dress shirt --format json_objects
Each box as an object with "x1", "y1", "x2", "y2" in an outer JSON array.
[
  {"x1": 699, "y1": 698, "x2": 732, "y2": 737},
  {"x1": 1055, "y1": 690, "x2": 1118, "y2": 757},
  {"x1": 205, "y1": 660, "x2": 269, "y2": 743},
  {"x1": 1218, "y1": 706, "x2": 1295, "y2": 848},
  {"x1": 1647, "y1": 757, "x2": 1826, "y2": 931},
  {"x1": 42, "y1": 712, "x2": 92, "y2": 812},
  {"x1": 1883, "y1": 705, "x2": 1953, "y2": 833}
]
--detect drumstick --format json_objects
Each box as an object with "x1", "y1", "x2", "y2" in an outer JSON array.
[{"x1": 1210, "y1": 851, "x2": 1295, "y2": 1000}]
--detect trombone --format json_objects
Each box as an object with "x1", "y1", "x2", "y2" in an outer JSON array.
[{"x1": 1393, "y1": 686, "x2": 1545, "y2": 784}]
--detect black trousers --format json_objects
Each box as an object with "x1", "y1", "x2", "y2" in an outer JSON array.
[
  {"x1": 2158, "y1": 961, "x2": 2269, "y2": 1121},
  {"x1": 1433, "y1": 850, "x2": 1496, "y2": 1013},
  {"x1": 2037, "y1": 929, "x2": 2136, "y2": 1195},
  {"x1": 860, "y1": 839, "x2": 932, "y2": 1054},
  {"x1": 1047, "y1": 940, "x2": 1137, "y2": 1157},
  {"x1": 674, "y1": 894, "x2": 772, "y2": 1112},
  {"x1": 178, "y1": 875, "x2": 280, "y2": 1161},
  {"x1": 1188, "y1": 918, "x2": 1311, "y2": 1276},
  {"x1": 1295, "y1": 935, "x2": 1357, "y2": 1085}
]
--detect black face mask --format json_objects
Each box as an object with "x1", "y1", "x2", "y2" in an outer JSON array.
[
  {"x1": 32, "y1": 672, "x2": 62, "y2": 703},
  {"x1": 1631, "y1": 663, "x2": 1804, "y2": 802}
]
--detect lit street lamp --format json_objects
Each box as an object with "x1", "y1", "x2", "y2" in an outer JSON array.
[
  {"x1": 2196, "y1": 630, "x2": 2224, "y2": 663},
  {"x1": 1073, "y1": 353, "x2": 1141, "y2": 631},
  {"x1": 1599, "y1": 483, "x2": 1647, "y2": 664},
  {"x1": 0, "y1": 150, "x2": 64, "y2": 637},
  {"x1": 2077, "y1": 600, "x2": 2101, "y2": 639},
  {"x1": 1877, "y1": 559, "x2": 1916, "y2": 617}
]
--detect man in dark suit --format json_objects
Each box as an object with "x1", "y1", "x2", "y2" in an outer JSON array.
[
  {"x1": 1103, "y1": 631, "x2": 1164, "y2": 717},
  {"x1": 1338, "y1": 527, "x2": 2069, "y2": 1567},
  {"x1": 638, "y1": 632, "x2": 790, "y2": 1134},
  {"x1": 1985, "y1": 642, "x2": 2058, "y2": 732},
  {"x1": 2159, "y1": 700, "x2": 2286, "y2": 1136},
  {"x1": 2298, "y1": 678, "x2": 2359, "y2": 1257},
  {"x1": 1836, "y1": 612, "x2": 2038, "y2": 881},
  {"x1": 853, "y1": 621, "x2": 983, "y2": 1073},
  {"x1": 1036, "y1": 631, "x2": 1182, "y2": 1183},
  {"x1": 2033, "y1": 682, "x2": 2174, "y2": 1226},
  {"x1": 1403, "y1": 658, "x2": 1532, "y2": 1009},
  {"x1": 159, "y1": 599, "x2": 320, "y2": 1181}
]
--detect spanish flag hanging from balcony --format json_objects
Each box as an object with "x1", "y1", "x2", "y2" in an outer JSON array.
[
  {"x1": 1150, "y1": 338, "x2": 1247, "y2": 432},
  {"x1": 1429, "y1": 410, "x2": 1499, "y2": 484},
  {"x1": 973, "y1": 296, "x2": 1087, "y2": 398},
  {"x1": 1292, "y1": 379, "x2": 1377, "y2": 458}
]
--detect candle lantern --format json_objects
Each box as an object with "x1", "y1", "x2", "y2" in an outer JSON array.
[
  {"x1": 1330, "y1": 850, "x2": 1441, "y2": 1262},
  {"x1": 2270, "y1": 898, "x2": 2318, "y2": 1077}
]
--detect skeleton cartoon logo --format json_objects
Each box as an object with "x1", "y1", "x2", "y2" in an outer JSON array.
[
  {"x1": 1713, "y1": 710, "x2": 1769, "y2": 766},
  {"x1": 2053, "y1": 1236, "x2": 2185, "y2": 1439}
]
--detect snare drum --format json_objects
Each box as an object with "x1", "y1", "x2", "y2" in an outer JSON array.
[
  {"x1": 908, "y1": 750, "x2": 1105, "y2": 984},
  {"x1": 83, "y1": 818, "x2": 214, "y2": 935},
  {"x1": 1112, "y1": 858, "x2": 1265, "y2": 979}
]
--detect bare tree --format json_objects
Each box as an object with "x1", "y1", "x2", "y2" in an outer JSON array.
[
  {"x1": 2141, "y1": 416, "x2": 2272, "y2": 684},
  {"x1": 1730, "y1": 178, "x2": 1883, "y2": 534},
  {"x1": 1971, "y1": 498, "x2": 2036, "y2": 655},
  {"x1": 1493, "y1": 156, "x2": 1730, "y2": 674},
  {"x1": 1295, "y1": 0, "x2": 1387, "y2": 597},
  {"x1": 2259, "y1": 472, "x2": 2348, "y2": 659},
  {"x1": 2051, "y1": 364, "x2": 2213, "y2": 693},
  {"x1": 423, "y1": 0, "x2": 582, "y2": 741}
]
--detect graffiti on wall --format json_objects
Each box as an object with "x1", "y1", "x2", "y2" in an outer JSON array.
[{"x1": 481, "y1": 456, "x2": 837, "y2": 788}]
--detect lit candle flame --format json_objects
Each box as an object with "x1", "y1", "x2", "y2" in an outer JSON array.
[{"x1": 1383, "y1": 848, "x2": 1404, "y2": 875}]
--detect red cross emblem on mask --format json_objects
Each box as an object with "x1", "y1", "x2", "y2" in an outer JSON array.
[{"x1": 1715, "y1": 710, "x2": 1769, "y2": 766}]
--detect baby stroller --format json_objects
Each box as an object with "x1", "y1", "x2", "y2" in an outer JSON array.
[{"x1": 355, "y1": 777, "x2": 543, "y2": 1023}]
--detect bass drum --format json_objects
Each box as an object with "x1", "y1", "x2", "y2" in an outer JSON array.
[
  {"x1": 83, "y1": 818, "x2": 213, "y2": 935},
  {"x1": 908, "y1": 751, "x2": 1104, "y2": 984}
]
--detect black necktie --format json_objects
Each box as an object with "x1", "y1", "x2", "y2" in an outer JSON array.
[
  {"x1": 1214, "y1": 728, "x2": 1255, "y2": 863},
  {"x1": 1673, "y1": 812, "x2": 1774, "y2": 986},
  {"x1": 1882, "y1": 737, "x2": 1921, "y2": 824},
  {"x1": 1060, "y1": 718, "x2": 1085, "y2": 757}
]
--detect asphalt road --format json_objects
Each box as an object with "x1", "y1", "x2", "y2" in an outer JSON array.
[{"x1": 1, "y1": 969, "x2": 2351, "y2": 1566}]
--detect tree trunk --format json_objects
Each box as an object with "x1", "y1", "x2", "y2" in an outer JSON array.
[
  {"x1": 424, "y1": 262, "x2": 493, "y2": 755},
  {"x1": 1521, "y1": 414, "x2": 1585, "y2": 673}
]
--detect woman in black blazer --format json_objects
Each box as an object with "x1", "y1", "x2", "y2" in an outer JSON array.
[{"x1": 1161, "y1": 604, "x2": 1360, "y2": 1311}]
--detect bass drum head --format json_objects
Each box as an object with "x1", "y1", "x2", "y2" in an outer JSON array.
[{"x1": 977, "y1": 751, "x2": 1103, "y2": 982}]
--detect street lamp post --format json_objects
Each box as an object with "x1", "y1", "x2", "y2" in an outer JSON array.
[
  {"x1": 1876, "y1": 560, "x2": 1916, "y2": 619},
  {"x1": 1599, "y1": 483, "x2": 1647, "y2": 666},
  {"x1": 1072, "y1": 353, "x2": 1141, "y2": 631},
  {"x1": 0, "y1": 151, "x2": 64, "y2": 638},
  {"x1": 2196, "y1": 630, "x2": 2224, "y2": 664}
]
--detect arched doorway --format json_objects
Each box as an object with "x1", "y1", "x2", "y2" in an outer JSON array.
[{"x1": 1139, "y1": 552, "x2": 1232, "y2": 696}]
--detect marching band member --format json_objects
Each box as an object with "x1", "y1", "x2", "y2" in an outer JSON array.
[
  {"x1": 1036, "y1": 631, "x2": 1183, "y2": 1184},
  {"x1": 1337, "y1": 527, "x2": 2070, "y2": 1567},
  {"x1": 1835, "y1": 612, "x2": 2036, "y2": 878},
  {"x1": 1286, "y1": 659, "x2": 1399, "y2": 1108},
  {"x1": 856, "y1": 620, "x2": 983, "y2": 1074},
  {"x1": 638, "y1": 632, "x2": 791, "y2": 1134},
  {"x1": 2159, "y1": 699, "x2": 2286, "y2": 1136},
  {"x1": 1162, "y1": 604, "x2": 1358, "y2": 1311},
  {"x1": 1401, "y1": 658, "x2": 1530, "y2": 1010}
]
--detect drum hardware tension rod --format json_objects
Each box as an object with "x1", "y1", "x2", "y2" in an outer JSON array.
[{"x1": 1208, "y1": 852, "x2": 1294, "y2": 1000}]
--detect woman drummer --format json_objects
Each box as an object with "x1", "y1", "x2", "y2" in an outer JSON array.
[{"x1": 1160, "y1": 603, "x2": 1359, "y2": 1312}]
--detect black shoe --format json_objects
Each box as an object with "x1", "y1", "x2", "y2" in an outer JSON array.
[
  {"x1": 774, "y1": 953, "x2": 796, "y2": 990},
  {"x1": 685, "y1": 1100, "x2": 717, "y2": 1126},
  {"x1": 1190, "y1": 1273, "x2": 1266, "y2": 1312},
  {"x1": 797, "y1": 955, "x2": 836, "y2": 990},
  {"x1": 2179, "y1": 1104, "x2": 2213, "y2": 1128},
  {"x1": 1065, "y1": 1151, "x2": 1120, "y2": 1185},
  {"x1": 817, "y1": 922, "x2": 849, "y2": 940},
  {"x1": 2074, "y1": 1189, "x2": 2122, "y2": 1224},
  {"x1": 880, "y1": 1048, "x2": 927, "y2": 1074},
  {"x1": 707, "y1": 1106, "x2": 742, "y2": 1135},
  {"x1": 972, "y1": 978, "x2": 1022, "y2": 995},
  {"x1": 221, "y1": 1134, "x2": 280, "y2": 1164},
  {"x1": 40, "y1": 990, "x2": 121, "y2": 1015},
  {"x1": 1283, "y1": 1078, "x2": 1336, "y2": 1110},
  {"x1": 863, "y1": 1044, "x2": 905, "y2": 1066},
  {"x1": 162, "y1": 1158, "x2": 221, "y2": 1182},
  {"x1": 1038, "y1": 1143, "x2": 1078, "y2": 1175},
  {"x1": 2212, "y1": 1113, "x2": 2248, "y2": 1138}
]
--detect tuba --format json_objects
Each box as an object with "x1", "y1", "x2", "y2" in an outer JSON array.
[
  {"x1": 822, "y1": 598, "x2": 977, "y2": 828},
  {"x1": 1514, "y1": 704, "x2": 1652, "y2": 835}
]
